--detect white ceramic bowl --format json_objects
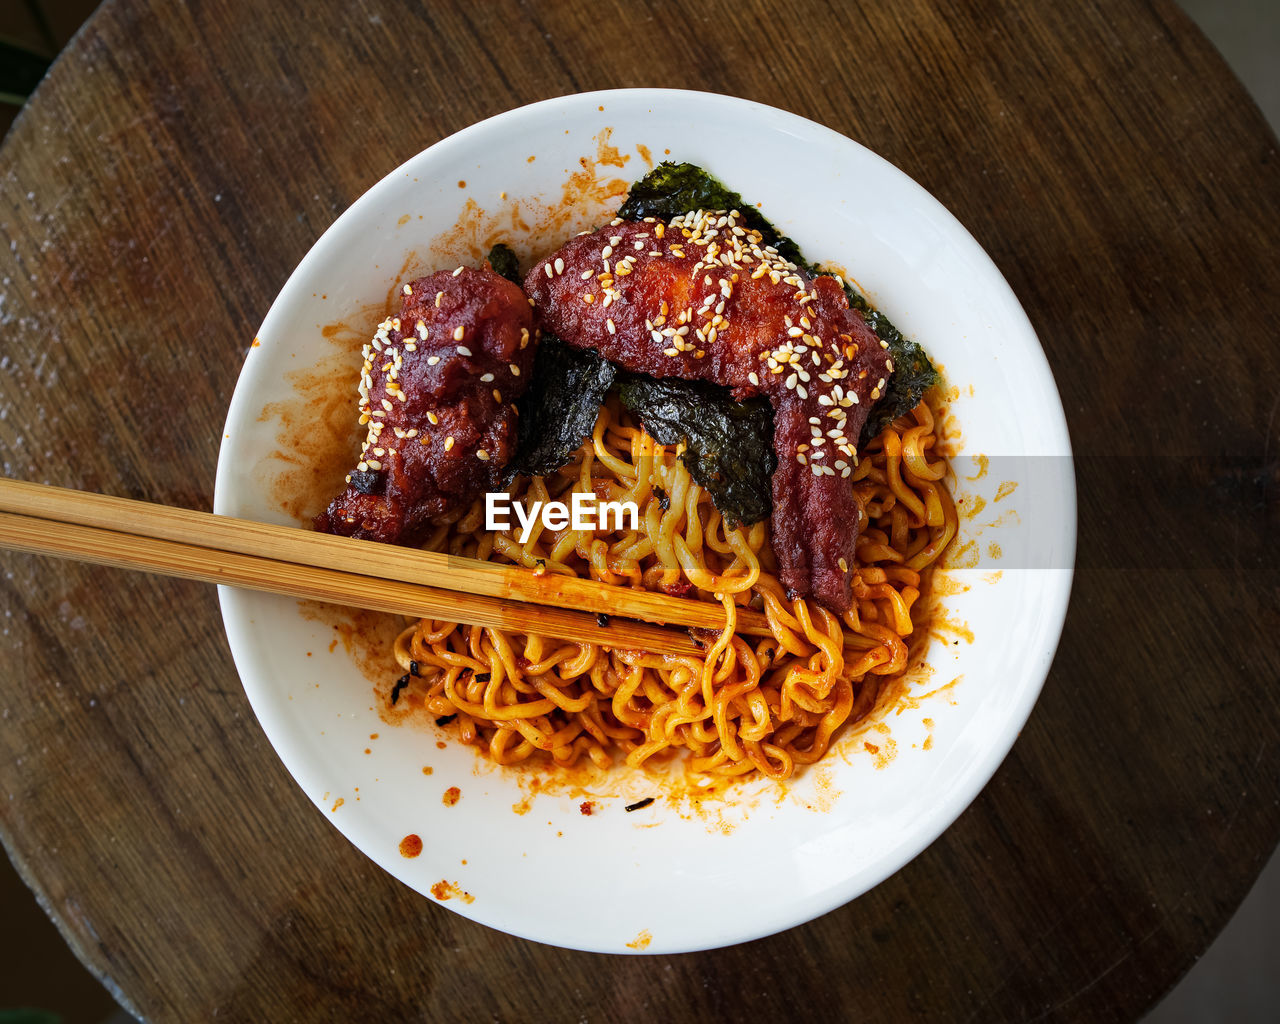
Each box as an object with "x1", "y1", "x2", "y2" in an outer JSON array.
[{"x1": 214, "y1": 89, "x2": 1075, "y2": 954}]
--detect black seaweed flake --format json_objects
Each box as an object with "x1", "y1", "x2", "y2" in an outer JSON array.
[
  {"x1": 409, "y1": 660, "x2": 421, "y2": 677},
  {"x1": 596, "y1": 613, "x2": 610, "y2": 627},
  {"x1": 653, "y1": 486, "x2": 670, "y2": 511},
  {"x1": 435, "y1": 714, "x2": 457, "y2": 726},
  {"x1": 349, "y1": 468, "x2": 382, "y2": 494},
  {"x1": 617, "y1": 374, "x2": 776, "y2": 528},
  {"x1": 624, "y1": 797, "x2": 655, "y2": 812},
  {"x1": 390, "y1": 674, "x2": 411, "y2": 706},
  {"x1": 505, "y1": 335, "x2": 617, "y2": 482},
  {"x1": 486, "y1": 243, "x2": 522, "y2": 285},
  {"x1": 473, "y1": 672, "x2": 492, "y2": 682}
]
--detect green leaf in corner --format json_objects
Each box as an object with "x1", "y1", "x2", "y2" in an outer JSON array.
[{"x1": 0, "y1": 1009, "x2": 63, "y2": 1024}]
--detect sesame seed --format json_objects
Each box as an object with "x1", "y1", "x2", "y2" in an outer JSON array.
[
  {"x1": 451, "y1": 266, "x2": 464, "y2": 277},
  {"x1": 427, "y1": 355, "x2": 440, "y2": 365},
  {"x1": 553, "y1": 257, "x2": 564, "y2": 275},
  {"x1": 380, "y1": 399, "x2": 393, "y2": 412},
  {"x1": 444, "y1": 436, "x2": 455, "y2": 451},
  {"x1": 544, "y1": 264, "x2": 553, "y2": 278},
  {"x1": 427, "y1": 412, "x2": 439, "y2": 424},
  {"x1": 509, "y1": 364, "x2": 520, "y2": 376},
  {"x1": 797, "y1": 384, "x2": 808, "y2": 399},
  {"x1": 493, "y1": 389, "x2": 502, "y2": 403},
  {"x1": 366, "y1": 459, "x2": 382, "y2": 471},
  {"x1": 457, "y1": 346, "x2": 472, "y2": 357},
  {"x1": 480, "y1": 373, "x2": 494, "y2": 382},
  {"x1": 748, "y1": 372, "x2": 759, "y2": 386},
  {"x1": 453, "y1": 326, "x2": 465, "y2": 341},
  {"x1": 606, "y1": 319, "x2": 616, "y2": 334},
  {"x1": 403, "y1": 284, "x2": 412, "y2": 295},
  {"x1": 476, "y1": 449, "x2": 490, "y2": 461},
  {"x1": 520, "y1": 328, "x2": 530, "y2": 348}
]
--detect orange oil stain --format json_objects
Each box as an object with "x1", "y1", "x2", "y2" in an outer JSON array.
[
  {"x1": 947, "y1": 540, "x2": 980, "y2": 569},
  {"x1": 626, "y1": 930, "x2": 652, "y2": 950},
  {"x1": 430, "y1": 880, "x2": 474, "y2": 903}
]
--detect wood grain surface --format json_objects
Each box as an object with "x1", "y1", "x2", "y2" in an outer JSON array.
[{"x1": 1, "y1": 0, "x2": 1277, "y2": 1020}]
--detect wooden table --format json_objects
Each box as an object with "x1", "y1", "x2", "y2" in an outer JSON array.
[{"x1": 1, "y1": 1, "x2": 1277, "y2": 1020}]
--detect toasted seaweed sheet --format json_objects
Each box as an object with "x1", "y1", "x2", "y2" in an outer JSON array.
[
  {"x1": 838, "y1": 280, "x2": 941, "y2": 443},
  {"x1": 621, "y1": 163, "x2": 939, "y2": 439},
  {"x1": 486, "y1": 243, "x2": 522, "y2": 285},
  {"x1": 617, "y1": 161, "x2": 808, "y2": 269},
  {"x1": 616, "y1": 374, "x2": 776, "y2": 528},
  {"x1": 504, "y1": 335, "x2": 617, "y2": 483}
]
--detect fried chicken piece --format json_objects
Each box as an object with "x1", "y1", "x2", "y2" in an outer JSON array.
[
  {"x1": 524, "y1": 210, "x2": 893, "y2": 612},
  {"x1": 316, "y1": 266, "x2": 534, "y2": 543}
]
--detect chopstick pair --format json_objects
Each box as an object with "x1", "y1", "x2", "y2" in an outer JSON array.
[{"x1": 0, "y1": 478, "x2": 781, "y2": 657}]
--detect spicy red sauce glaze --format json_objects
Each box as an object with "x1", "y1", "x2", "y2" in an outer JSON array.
[
  {"x1": 525, "y1": 213, "x2": 891, "y2": 611},
  {"x1": 315, "y1": 266, "x2": 535, "y2": 543},
  {"x1": 399, "y1": 834, "x2": 423, "y2": 857}
]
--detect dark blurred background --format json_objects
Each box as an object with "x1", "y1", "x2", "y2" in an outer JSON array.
[{"x1": 0, "y1": 0, "x2": 1276, "y2": 1021}]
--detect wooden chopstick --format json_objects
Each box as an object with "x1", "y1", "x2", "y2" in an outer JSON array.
[
  {"x1": 0, "y1": 478, "x2": 782, "y2": 655},
  {"x1": 0, "y1": 510, "x2": 698, "y2": 655}
]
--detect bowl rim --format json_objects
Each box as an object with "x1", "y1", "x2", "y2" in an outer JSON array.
[{"x1": 214, "y1": 86, "x2": 1077, "y2": 953}]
